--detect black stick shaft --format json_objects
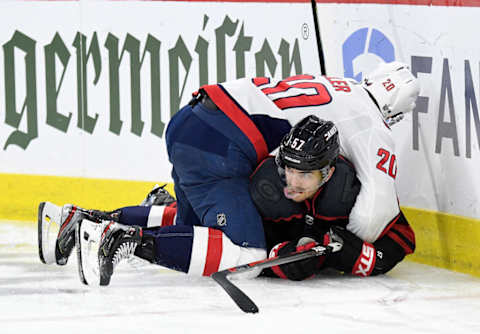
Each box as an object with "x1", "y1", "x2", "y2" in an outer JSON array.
[
  {"x1": 212, "y1": 243, "x2": 341, "y2": 313},
  {"x1": 311, "y1": 0, "x2": 326, "y2": 75}
]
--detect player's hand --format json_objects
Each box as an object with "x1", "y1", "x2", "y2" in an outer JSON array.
[{"x1": 269, "y1": 236, "x2": 325, "y2": 281}]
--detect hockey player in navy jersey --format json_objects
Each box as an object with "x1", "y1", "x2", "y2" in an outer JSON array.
[{"x1": 38, "y1": 61, "x2": 419, "y2": 285}]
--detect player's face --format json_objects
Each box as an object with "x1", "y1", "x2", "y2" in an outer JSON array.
[{"x1": 283, "y1": 166, "x2": 323, "y2": 202}]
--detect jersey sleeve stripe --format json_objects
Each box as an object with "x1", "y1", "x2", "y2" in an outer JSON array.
[
  {"x1": 391, "y1": 224, "x2": 416, "y2": 250},
  {"x1": 386, "y1": 229, "x2": 415, "y2": 254},
  {"x1": 313, "y1": 213, "x2": 349, "y2": 221},
  {"x1": 377, "y1": 212, "x2": 402, "y2": 239},
  {"x1": 264, "y1": 213, "x2": 305, "y2": 223},
  {"x1": 201, "y1": 84, "x2": 269, "y2": 164}
]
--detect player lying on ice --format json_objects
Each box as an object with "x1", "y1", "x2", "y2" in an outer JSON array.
[
  {"x1": 38, "y1": 61, "x2": 419, "y2": 284},
  {"x1": 249, "y1": 116, "x2": 415, "y2": 280}
]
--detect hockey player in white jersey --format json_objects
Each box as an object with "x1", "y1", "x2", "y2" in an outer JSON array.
[
  {"x1": 202, "y1": 61, "x2": 419, "y2": 243},
  {"x1": 38, "y1": 61, "x2": 419, "y2": 285}
]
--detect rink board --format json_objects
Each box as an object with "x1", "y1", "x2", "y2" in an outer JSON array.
[
  {"x1": 0, "y1": 173, "x2": 172, "y2": 218},
  {"x1": 2, "y1": 172, "x2": 480, "y2": 278},
  {"x1": 1, "y1": 1, "x2": 479, "y2": 278}
]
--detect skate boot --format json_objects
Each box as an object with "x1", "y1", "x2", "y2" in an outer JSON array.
[
  {"x1": 76, "y1": 219, "x2": 142, "y2": 286},
  {"x1": 55, "y1": 204, "x2": 87, "y2": 265},
  {"x1": 38, "y1": 201, "x2": 121, "y2": 265},
  {"x1": 99, "y1": 222, "x2": 142, "y2": 286},
  {"x1": 140, "y1": 184, "x2": 175, "y2": 206}
]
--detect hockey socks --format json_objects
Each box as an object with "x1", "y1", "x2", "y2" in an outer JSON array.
[
  {"x1": 137, "y1": 225, "x2": 266, "y2": 276},
  {"x1": 119, "y1": 204, "x2": 177, "y2": 228}
]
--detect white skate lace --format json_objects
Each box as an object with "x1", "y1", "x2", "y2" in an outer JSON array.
[{"x1": 112, "y1": 241, "x2": 138, "y2": 268}]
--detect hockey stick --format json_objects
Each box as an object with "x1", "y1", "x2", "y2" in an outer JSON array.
[
  {"x1": 211, "y1": 242, "x2": 342, "y2": 313},
  {"x1": 310, "y1": 0, "x2": 326, "y2": 75}
]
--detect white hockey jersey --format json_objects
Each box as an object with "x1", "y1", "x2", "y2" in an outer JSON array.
[{"x1": 201, "y1": 75, "x2": 401, "y2": 243}]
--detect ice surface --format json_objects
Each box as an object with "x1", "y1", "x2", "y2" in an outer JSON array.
[{"x1": 1, "y1": 221, "x2": 480, "y2": 334}]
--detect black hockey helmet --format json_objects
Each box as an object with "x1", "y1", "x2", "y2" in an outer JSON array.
[{"x1": 275, "y1": 115, "x2": 339, "y2": 171}]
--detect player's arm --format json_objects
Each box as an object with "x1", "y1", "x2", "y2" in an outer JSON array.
[
  {"x1": 345, "y1": 128, "x2": 400, "y2": 243},
  {"x1": 324, "y1": 210, "x2": 415, "y2": 276},
  {"x1": 269, "y1": 210, "x2": 415, "y2": 280}
]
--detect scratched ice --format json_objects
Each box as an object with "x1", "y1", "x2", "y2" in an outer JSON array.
[{"x1": 1, "y1": 221, "x2": 480, "y2": 334}]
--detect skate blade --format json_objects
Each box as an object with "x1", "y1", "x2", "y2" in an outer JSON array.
[
  {"x1": 38, "y1": 202, "x2": 62, "y2": 264},
  {"x1": 76, "y1": 219, "x2": 103, "y2": 286}
]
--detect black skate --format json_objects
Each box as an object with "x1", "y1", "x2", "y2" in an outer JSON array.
[
  {"x1": 76, "y1": 220, "x2": 142, "y2": 286},
  {"x1": 99, "y1": 222, "x2": 142, "y2": 286},
  {"x1": 38, "y1": 201, "x2": 120, "y2": 265},
  {"x1": 140, "y1": 184, "x2": 176, "y2": 206}
]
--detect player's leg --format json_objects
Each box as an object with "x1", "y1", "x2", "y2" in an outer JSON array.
[
  {"x1": 77, "y1": 102, "x2": 268, "y2": 285},
  {"x1": 90, "y1": 179, "x2": 267, "y2": 283},
  {"x1": 77, "y1": 220, "x2": 266, "y2": 286},
  {"x1": 39, "y1": 184, "x2": 177, "y2": 266},
  {"x1": 153, "y1": 175, "x2": 268, "y2": 275},
  {"x1": 166, "y1": 101, "x2": 267, "y2": 255},
  {"x1": 165, "y1": 101, "x2": 264, "y2": 247},
  {"x1": 76, "y1": 179, "x2": 267, "y2": 284},
  {"x1": 118, "y1": 202, "x2": 177, "y2": 228}
]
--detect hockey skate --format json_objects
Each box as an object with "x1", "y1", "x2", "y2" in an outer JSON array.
[
  {"x1": 140, "y1": 184, "x2": 175, "y2": 206},
  {"x1": 76, "y1": 219, "x2": 142, "y2": 286},
  {"x1": 38, "y1": 202, "x2": 120, "y2": 265}
]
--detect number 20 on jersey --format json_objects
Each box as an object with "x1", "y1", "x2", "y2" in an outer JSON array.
[{"x1": 376, "y1": 148, "x2": 396, "y2": 179}]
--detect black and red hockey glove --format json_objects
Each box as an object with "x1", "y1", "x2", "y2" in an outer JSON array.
[
  {"x1": 269, "y1": 236, "x2": 329, "y2": 281},
  {"x1": 324, "y1": 226, "x2": 377, "y2": 277}
]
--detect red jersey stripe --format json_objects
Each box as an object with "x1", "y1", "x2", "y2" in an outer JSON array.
[
  {"x1": 264, "y1": 213, "x2": 305, "y2": 223},
  {"x1": 201, "y1": 84, "x2": 269, "y2": 164},
  {"x1": 313, "y1": 214, "x2": 349, "y2": 221},
  {"x1": 392, "y1": 224, "x2": 415, "y2": 243},
  {"x1": 387, "y1": 230, "x2": 414, "y2": 254},
  {"x1": 377, "y1": 212, "x2": 401, "y2": 239}
]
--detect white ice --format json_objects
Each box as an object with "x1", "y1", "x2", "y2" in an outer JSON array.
[{"x1": 1, "y1": 221, "x2": 480, "y2": 334}]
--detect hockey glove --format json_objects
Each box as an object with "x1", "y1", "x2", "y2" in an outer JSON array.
[
  {"x1": 269, "y1": 236, "x2": 328, "y2": 281},
  {"x1": 324, "y1": 226, "x2": 377, "y2": 277}
]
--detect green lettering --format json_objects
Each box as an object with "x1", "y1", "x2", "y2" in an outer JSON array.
[
  {"x1": 45, "y1": 32, "x2": 71, "y2": 133},
  {"x1": 3, "y1": 30, "x2": 38, "y2": 150},
  {"x1": 255, "y1": 39, "x2": 277, "y2": 77},
  {"x1": 143, "y1": 34, "x2": 163, "y2": 138},
  {"x1": 278, "y1": 38, "x2": 302, "y2": 78},
  {"x1": 233, "y1": 24, "x2": 252, "y2": 79},
  {"x1": 105, "y1": 33, "x2": 162, "y2": 137},
  {"x1": 215, "y1": 16, "x2": 238, "y2": 83},
  {"x1": 168, "y1": 36, "x2": 192, "y2": 116},
  {"x1": 72, "y1": 32, "x2": 101, "y2": 134}
]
